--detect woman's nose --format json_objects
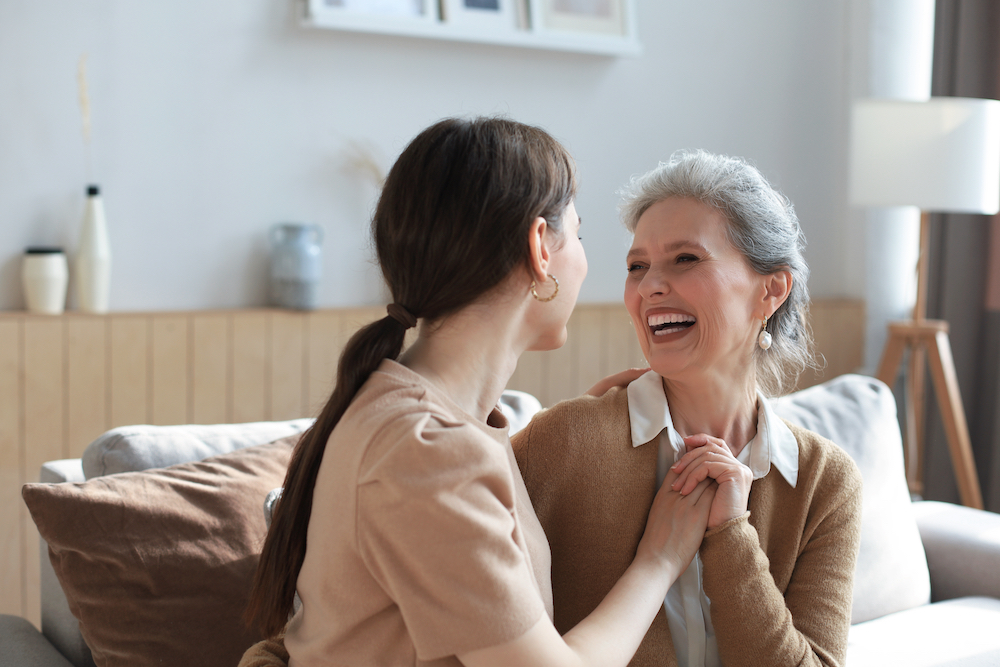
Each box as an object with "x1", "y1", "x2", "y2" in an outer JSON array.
[{"x1": 639, "y1": 268, "x2": 668, "y2": 299}]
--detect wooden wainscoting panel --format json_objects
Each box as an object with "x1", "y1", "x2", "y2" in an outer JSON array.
[
  {"x1": 232, "y1": 312, "x2": 269, "y2": 424},
  {"x1": 606, "y1": 306, "x2": 645, "y2": 376},
  {"x1": 191, "y1": 313, "x2": 230, "y2": 425},
  {"x1": 502, "y1": 304, "x2": 646, "y2": 408},
  {"x1": 544, "y1": 314, "x2": 579, "y2": 408},
  {"x1": 22, "y1": 317, "x2": 64, "y2": 628},
  {"x1": 573, "y1": 306, "x2": 608, "y2": 396},
  {"x1": 270, "y1": 312, "x2": 307, "y2": 422},
  {"x1": 150, "y1": 316, "x2": 189, "y2": 425},
  {"x1": 110, "y1": 316, "x2": 150, "y2": 428},
  {"x1": 306, "y1": 311, "x2": 342, "y2": 416},
  {"x1": 305, "y1": 308, "x2": 384, "y2": 416},
  {"x1": 66, "y1": 317, "x2": 109, "y2": 458},
  {"x1": 804, "y1": 299, "x2": 865, "y2": 389},
  {"x1": 0, "y1": 321, "x2": 23, "y2": 618},
  {"x1": 508, "y1": 350, "x2": 548, "y2": 406},
  {"x1": 23, "y1": 319, "x2": 66, "y2": 470}
]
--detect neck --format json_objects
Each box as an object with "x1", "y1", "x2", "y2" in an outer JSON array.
[
  {"x1": 398, "y1": 298, "x2": 528, "y2": 423},
  {"x1": 662, "y1": 369, "x2": 759, "y2": 457}
]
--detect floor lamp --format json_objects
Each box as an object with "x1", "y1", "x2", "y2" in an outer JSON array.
[{"x1": 849, "y1": 97, "x2": 1000, "y2": 509}]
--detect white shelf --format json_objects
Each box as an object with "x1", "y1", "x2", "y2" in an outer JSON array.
[{"x1": 302, "y1": 2, "x2": 641, "y2": 57}]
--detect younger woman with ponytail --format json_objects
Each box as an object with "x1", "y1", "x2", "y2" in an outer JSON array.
[{"x1": 242, "y1": 117, "x2": 716, "y2": 667}]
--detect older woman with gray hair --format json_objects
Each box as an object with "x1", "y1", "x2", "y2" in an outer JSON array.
[{"x1": 513, "y1": 150, "x2": 863, "y2": 667}]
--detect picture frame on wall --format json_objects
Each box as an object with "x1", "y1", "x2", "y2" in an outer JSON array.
[
  {"x1": 441, "y1": 0, "x2": 528, "y2": 32},
  {"x1": 531, "y1": 0, "x2": 629, "y2": 36},
  {"x1": 302, "y1": 0, "x2": 639, "y2": 55},
  {"x1": 307, "y1": 0, "x2": 438, "y2": 24}
]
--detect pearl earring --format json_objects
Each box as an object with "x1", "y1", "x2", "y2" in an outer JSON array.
[{"x1": 758, "y1": 316, "x2": 772, "y2": 350}]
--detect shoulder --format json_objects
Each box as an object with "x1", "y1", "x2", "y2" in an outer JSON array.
[
  {"x1": 344, "y1": 373, "x2": 503, "y2": 484},
  {"x1": 783, "y1": 420, "x2": 863, "y2": 503},
  {"x1": 515, "y1": 387, "x2": 629, "y2": 444},
  {"x1": 512, "y1": 387, "x2": 634, "y2": 487}
]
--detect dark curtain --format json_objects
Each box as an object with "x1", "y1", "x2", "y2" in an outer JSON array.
[{"x1": 924, "y1": 0, "x2": 1000, "y2": 510}]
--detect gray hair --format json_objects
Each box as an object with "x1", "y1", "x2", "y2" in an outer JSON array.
[{"x1": 619, "y1": 150, "x2": 816, "y2": 396}]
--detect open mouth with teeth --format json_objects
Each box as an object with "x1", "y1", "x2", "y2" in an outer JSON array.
[{"x1": 648, "y1": 313, "x2": 696, "y2": 336}]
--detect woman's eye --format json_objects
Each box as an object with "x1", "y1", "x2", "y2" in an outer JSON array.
[
  {"x1": 627, "y1": 263, "x2": 646, "y2": 273},
  {"x1": 677, "y1": 254, "x2": 698, "y2": 263}
]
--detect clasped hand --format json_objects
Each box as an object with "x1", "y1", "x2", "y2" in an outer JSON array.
[
  {"x1": 670, "y1": 434, "x2": 753, "y2": 530},
  {"x1": 637, "y1": 469, "x2": 715, "y2": 578}
]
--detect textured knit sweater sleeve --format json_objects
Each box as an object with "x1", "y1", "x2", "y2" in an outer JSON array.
[
  {"x1": 699, "y1": 423, "x2": 863, "y2": 667},
  {"x1": 237, "y1": 635, "x2": 289, "y2": 667}
]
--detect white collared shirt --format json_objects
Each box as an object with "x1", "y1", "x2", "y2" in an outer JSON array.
[{"x1": 626, "y1": 370, "x2": 799, "y2": 667}]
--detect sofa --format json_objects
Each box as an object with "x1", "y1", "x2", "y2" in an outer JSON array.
[{"x1": 3, "y1": 375, "x2": 1000, "y2": 667}]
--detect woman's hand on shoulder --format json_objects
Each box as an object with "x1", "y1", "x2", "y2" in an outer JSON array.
[
  {"x1": 584, "y1": 367, "x2": 650, "y2": 397},
  {"x1": 671, "y1": 435, "x2": 752, "y2": 530}
]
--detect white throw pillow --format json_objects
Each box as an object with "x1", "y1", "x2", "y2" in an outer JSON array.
[
  {"x1": 773, "y1": 374, "x2": 931, "y2": 624},
  {"x1": 82, "y1": 419, "x2": 314, "y2": 479}
]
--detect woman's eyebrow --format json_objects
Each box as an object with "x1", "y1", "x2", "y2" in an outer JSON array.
[
  {"x1": 627, "y1": 240, "x2": 708, "y2": 262},
  {"x1": 626, "y1": 247, "x2": 646, "y2": 263},
  {"x1": 664, "y1": 240, "x2": 708, "y2": 253}
]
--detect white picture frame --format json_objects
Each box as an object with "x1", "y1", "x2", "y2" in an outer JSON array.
[
  {"x1": 531, "y1": 0, "x2": 629, "y2": 36},
  {"x1": 441, "y1": 0, "x2": 526, "y2": 32},
  {"x1": 307, "y1": 0, "x2": 438, "y2": 25}
]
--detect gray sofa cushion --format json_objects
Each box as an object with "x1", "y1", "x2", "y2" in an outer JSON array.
[
  {"x1": 772, "y1": 374, "x2": 931, "y2": 624},
  {"x1": 82, "y1": 419, "x2": 313, "y2": 478},
  {"x1": 847, "y1": 596, "x2": 1000, "y2": 666},
  {"x1": 498, "y1": 389, "x2": 543, "y2": 435},
  {"x1": 914, "y1": 500, "x2": 1000, "y2": 602},
  {"x1": 0, "y1": 614, "x2": 75, "y2": 667}
]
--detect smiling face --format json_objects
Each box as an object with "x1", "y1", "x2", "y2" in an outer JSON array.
[{"x1": 624, "y1": 197, "x2": 768, "y2": 382}]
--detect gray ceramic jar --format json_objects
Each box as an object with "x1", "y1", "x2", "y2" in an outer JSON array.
[{"x1": 269, "y1": 223, "x2": 323, "y2": 310}]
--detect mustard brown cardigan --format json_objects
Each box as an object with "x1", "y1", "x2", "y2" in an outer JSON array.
[{"x1": 511, "y1": 387, "x2": 863, "y2": 667}]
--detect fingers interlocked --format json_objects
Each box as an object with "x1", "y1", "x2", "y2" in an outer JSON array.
[{"x1": 669, "y1": 434, "x2": 754, "y2": 529}]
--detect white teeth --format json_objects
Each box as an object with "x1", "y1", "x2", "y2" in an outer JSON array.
[
  {"x1": 654, "y1": 326, "x2": 688, "y2": 336},
  {"x1": 647, "y1": 313, "x2": 695, "y2": 327}
]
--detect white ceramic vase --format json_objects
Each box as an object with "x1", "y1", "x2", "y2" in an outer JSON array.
[
  {"x1": 75, "y1": 184, "x2": 112, "y2": 313},
  {"x1": 22, "y1": 248, "x2": 69, "y2": 314}
]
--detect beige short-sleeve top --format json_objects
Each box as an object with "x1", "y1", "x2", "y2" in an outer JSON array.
[{"x1": 285, "y1": 360, "x2": 552, "y2": 667}]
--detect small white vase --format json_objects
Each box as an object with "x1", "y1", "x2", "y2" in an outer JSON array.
[
  {"x1": 75, "y1": 184, "x2": 112, "y2": 313},
  {"x1": 22, "y1": 248, "x2": 69, "y2": 314}
]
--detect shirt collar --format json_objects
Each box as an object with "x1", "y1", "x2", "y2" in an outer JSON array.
[{"x1": 626, "y1": 370, "x2": 798, "y2": 488}]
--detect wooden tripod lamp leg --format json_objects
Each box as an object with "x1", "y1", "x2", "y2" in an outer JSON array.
[
  {"x1": 876, "y1": 326, "x2": 921, "y2": 493},
  {"x1": 907, "y1": 345, "x2": 927, "y2": 496},
  {"x1": 924, "y1": 328, "x2": 984, "y2": 509},
  {"x1": 871, "y1": 214, "x2": 983, "y2": 508},
  {"x1": 876, "y1": 327, "x2": 908, "y2": 387}
]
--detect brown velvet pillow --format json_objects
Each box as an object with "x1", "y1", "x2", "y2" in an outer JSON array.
[{"x1": 22, "y1": 436, "x2": 296, "y2": 667}]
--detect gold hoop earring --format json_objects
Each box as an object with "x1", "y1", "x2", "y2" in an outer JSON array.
[
  {"x1": 758, "y1": 316, "x2": 772, "y2": 350},
  {"x1": 531, "y1": 274, "x2": 559, "y2": 302}
]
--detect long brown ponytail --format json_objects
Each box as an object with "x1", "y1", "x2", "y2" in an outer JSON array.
[{"x1": 245, "y1": 117, "x2": 576, "y2": 638}]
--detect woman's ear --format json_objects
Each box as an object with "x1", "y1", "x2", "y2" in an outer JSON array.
[
  {"x1": 762, "y1": 269, "x2": 793, "y2": 317},
  {"x1": 526, "y1": 216, "x2": 551, "y2": 283}
]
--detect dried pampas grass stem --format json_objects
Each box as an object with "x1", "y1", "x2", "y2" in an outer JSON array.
[
  {"x1": 345, "y1": 140, "x2": 386, "y2": 189},
  {"x1": 78, "y1": 54, "x2": 91, "y2": 145}
]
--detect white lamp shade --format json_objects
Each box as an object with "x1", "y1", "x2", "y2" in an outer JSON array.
[{"x1": 849, "y1": 97, "x2": 1000, "y2": 214}]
